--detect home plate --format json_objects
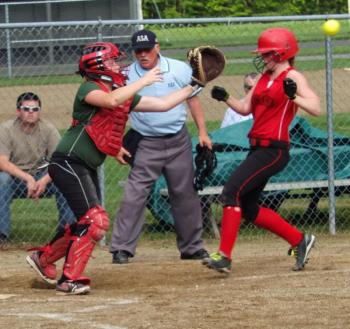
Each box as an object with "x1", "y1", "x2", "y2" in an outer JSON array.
[{"x1": 0, "y1": 294, "x2": 17, "y2": 300}]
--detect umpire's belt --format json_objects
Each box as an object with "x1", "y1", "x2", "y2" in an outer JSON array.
[
  {"x1": 249, "y1": 138, "x2": 290, "y2": 150},
  {"x1": 144, "y1": 125, "x2": 184, "y2": 139}
]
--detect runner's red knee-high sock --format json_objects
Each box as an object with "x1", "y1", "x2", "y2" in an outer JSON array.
[
  {"x1": 253, "y1": 207, "x2": 303, "y2": 247},
  {"x1": 219, "y1": 206, "x2": 241, "y2": 259}
]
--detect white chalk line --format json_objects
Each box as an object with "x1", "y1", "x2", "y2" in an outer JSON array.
[
  {"x1": 5, "y1": 313, "x2": 127, "y2": 329},
  {"x1": 3, "y1": 297, "x2": 138, "y2": 329},
  {"x1": 73, "y1": 298, "x2": 138, "y2": 313},
  {"x1": 5, "y1": 312, "x2": 128, "y2": 329},
  {"x1": 209, "y1": 267, "x2": 350, "y2": 281},
  {"x1": 6, "y1": 312, "x2": 73, "y2": 322},
  {"x1": 0, "y1": 294, "x2": 17, "y2": 300}
]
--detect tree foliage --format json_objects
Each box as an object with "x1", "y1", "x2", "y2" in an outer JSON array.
[{"x1": 142, "y1": 0, "x2": 347, "y2": 18}]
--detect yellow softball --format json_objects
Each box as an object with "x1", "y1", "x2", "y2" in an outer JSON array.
[{"x1": 322, "y1": 19, "x2": 340, "y2": 36}]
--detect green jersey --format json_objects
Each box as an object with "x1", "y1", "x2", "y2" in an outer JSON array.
[{"x1": 55, "y1": 81, "x2": 141, "y2": 170}]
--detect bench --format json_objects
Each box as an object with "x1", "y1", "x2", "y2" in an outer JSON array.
[{"x1": 160, "y1": 179, "x2": 350, "y2": 238}]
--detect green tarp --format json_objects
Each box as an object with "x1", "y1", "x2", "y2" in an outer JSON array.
[{"x1": 147, "y1": 116, "x2": 350, "y2": 224}]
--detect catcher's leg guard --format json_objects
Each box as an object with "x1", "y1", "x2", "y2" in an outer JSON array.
[
  {"x1": 27, "y1": 225, "x2": 72, "y2": 283},
  {"x1": 63, "y1": 205, "x2": 109, "y2": 282}
]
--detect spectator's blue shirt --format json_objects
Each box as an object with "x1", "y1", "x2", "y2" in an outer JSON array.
[{"x1": 127, "y1": 54, "x2": 191, "y2": 136}]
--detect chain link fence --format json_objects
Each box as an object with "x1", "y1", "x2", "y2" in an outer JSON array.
[{"x1": 1, "y1": 14, "x2": 350, "y2": 245}]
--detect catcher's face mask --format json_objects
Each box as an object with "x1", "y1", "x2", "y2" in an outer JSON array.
[{"x1": 78, "y1": 42, "x2": 128, "y2": 88}]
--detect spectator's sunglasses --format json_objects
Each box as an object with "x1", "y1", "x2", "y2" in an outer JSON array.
[
  {"x1": 244, "y1": 84, "x2": 253, "y2": 91},
  {"x1": 20, "y1": 105, "x2": 41, "y2": 112}
]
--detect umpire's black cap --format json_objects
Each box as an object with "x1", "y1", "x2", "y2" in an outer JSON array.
[{"x1": 131, "y1": 29, "x2": 158, "y2": 50}]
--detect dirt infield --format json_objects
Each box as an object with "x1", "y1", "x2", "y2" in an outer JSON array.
[{"x1": 0, "y1": 235, "x2": 349, "y2": 329}]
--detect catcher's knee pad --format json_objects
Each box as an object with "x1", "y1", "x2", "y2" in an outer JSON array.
[
  {"x1": 63, "y1": 206, "x2": 109, "y2": 281},
  {"x1": 78, "y1": 205, "x2": 110, "y2": 242}
]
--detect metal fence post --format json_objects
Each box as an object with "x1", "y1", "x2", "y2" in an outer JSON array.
[
  {"x1": 96, "y1": 17, "x2": 106, "y2": 246},
  {"x1": 325, "y1": 35, "x2": 336, "y2": 235},
  {"x1": 97, "y1": 17, "x2": 103, "y2": 41},
  {"x1": 97, "y1": 164, "x2": 106, "y2": 247},
  {"x1": 5, "y1": 4, "x2": 12, "y2": 78}
]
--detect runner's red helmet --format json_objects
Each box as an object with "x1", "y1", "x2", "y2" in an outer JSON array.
[
  {"x1": 78, "y1": 42, "x2": 127, "y2": 87},
  {"x1": 254, "y1": 27, "x2": 299, "y2": 62}
]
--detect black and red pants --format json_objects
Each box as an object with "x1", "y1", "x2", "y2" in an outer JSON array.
[{"x1": 220, "y1": 139, "x2": 290, "y2": 222}]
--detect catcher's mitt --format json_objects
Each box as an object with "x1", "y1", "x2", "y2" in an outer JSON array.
[
  {"x1": 187, "y1": 46, "x2": 226, "y2": 86},
  {"x1": 193, "y1": 144, "x2": 218, "y2": 191}
]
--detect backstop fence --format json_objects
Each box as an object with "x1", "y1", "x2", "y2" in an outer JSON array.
[{"x1": 1, "y1": 13, "x2": 350, "y2": 245}]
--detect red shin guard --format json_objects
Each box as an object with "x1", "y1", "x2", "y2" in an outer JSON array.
[
  {"x1": 253, "y1": 207, "x2": 303, "y2": 247},
  {"x1": 29, "y1": 225, "x2": 72, "y2": 279},
  {"x1": 63, "y1": 206, "x2": 109, "y2": 282},
  {"x1": 40, "y1": 226, "x2": 72, "y2": 265},
  {"x1": 219, "y1": 206, "x2": 242, "y2": 259},
  {"x1": 63, "y1": 235, "x2": 95, "y2": 283}
]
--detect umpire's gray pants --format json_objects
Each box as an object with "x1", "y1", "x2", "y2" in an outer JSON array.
[{"x1": 110, "y1": 126, "x2": 204, "y2": 256}]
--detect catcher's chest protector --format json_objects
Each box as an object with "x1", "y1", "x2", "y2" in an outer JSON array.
[{"x1": 85, "y1": 80, "x2": 132, "y2": 156}]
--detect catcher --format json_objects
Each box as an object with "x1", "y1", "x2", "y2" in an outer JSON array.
[
  {"x1": 26, "y1": 41, "x2": 209, "y2": 295},
  {"x1": 110, "y1": 29, "x2": 226, "y2": 265}
]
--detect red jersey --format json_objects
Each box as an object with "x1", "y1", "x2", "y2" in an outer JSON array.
[{"x1": 248, "y1": 67, "x2": 298, "y2": 143}]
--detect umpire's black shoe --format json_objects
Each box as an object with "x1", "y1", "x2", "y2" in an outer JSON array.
[
  {"x1": 180, "y1": 248, "x2": 209, "y2": 260},
  {"x1": 289, "y1": 234, "x2": 316, "y2": 271},
  {"x1": 112, "y1": 250, "x2": 132, "y2": 264}
]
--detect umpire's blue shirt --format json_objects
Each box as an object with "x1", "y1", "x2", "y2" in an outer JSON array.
[{"x1": 127, "y1": 54, "x2": 192, "y2": 136}]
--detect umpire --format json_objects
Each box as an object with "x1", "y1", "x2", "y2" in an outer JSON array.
[{"x1": 110, "y1": 29, "x2": 211, "y2": 263}]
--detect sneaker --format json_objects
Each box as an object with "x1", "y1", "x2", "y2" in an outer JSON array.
[
  {"x1": 202, "y1": 252, "x2": 231, "y2": 274},
  {"x1": 288, "y1": 234, "x2": 316, "y2": 271},
  {"x1": 56, "y1": 280, "x2": 90, "y2": 295},
  {"x1": 26, "y1": 251, "x2": 57, "y2": 285},
  {"x1": 181, "y1": 248, "x2": 209, "y2": 260},
  {"x1": 112, "y1": 250, "x2": 132, "y2": 264}
]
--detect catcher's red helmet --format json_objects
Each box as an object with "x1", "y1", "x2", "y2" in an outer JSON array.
[
  {"x1": 254, "y1": 27, "x2": 299, "y2": 62},
  {"x1": 78, "y1": 42, "x2": 127, "y2": 87},
  {"x1": 79, "y1": 42, "x2": 120, "y2": 72}
]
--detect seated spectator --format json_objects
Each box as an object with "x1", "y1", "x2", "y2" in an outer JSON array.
[
  {"x1": 0, "y1": 92, "x2": 75, "y2": 245},
  {"x1": 220, "y1": 72, "x2": 258, "y2": 128}
]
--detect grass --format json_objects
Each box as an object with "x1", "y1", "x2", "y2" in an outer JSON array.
[
  {"x1": 10, "y1": 114, "x2": 350, "y2": 244},
  {"x1": 1, "y1": 19, "x2": 350, "y2": 85},
  {"x1": 151, "y1": 20, "x2": 350, "y2": 48},
  {"x1": 0, "y1": 53, "x2": 346, "y2": 86},
  {"x1": 7, "y1": 18, "x2": 350, "y2": 243}
]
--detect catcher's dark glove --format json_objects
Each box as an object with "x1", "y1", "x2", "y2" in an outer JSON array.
[
  {"x1": 283, "y1": 78, "x2": 297, "y2": 100},
  {"x1": 211, "y1": 86, "x2": 229, "y2": 102},
  {"x1": 193, "y1": 144, "x2": 218, "y2": 191},
  {"x1": 187, "y1": 46, "x2": 226, "y2": 87}
]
